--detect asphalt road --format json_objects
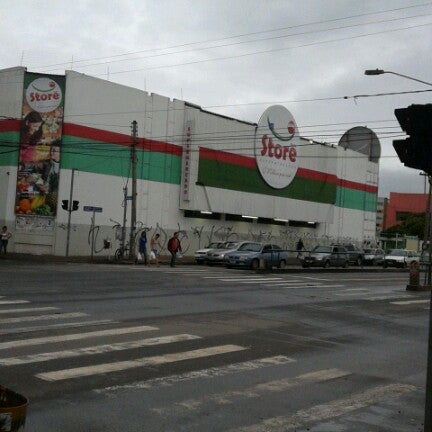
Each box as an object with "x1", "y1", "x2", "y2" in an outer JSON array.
[{"x1": 0, "y1": 260, "x2": 429, "y2": 431}]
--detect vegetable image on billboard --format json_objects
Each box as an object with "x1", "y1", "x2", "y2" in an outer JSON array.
[{"x1": 255, "y1": 105, "x2": 299, "y2": 189}]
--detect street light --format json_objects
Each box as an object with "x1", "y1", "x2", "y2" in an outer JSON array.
[
  {"x1": 366, "y1": 68, "x2": 432, "y2": 432},
  {"x1": 364, "y1": 68, "x2": 432, "y2": 86}
]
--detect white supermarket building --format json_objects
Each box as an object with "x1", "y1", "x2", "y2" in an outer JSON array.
[{"x1": 0, "y1": 66, "x2": 380, "y2": 257}]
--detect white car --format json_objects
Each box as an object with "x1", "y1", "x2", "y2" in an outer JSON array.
[
  {"x1": 194, "y1": 242, "x2": 226, "y2": 264},
  {"x1": 383, "y1": 249, "x2": 419, "y2": 268}
]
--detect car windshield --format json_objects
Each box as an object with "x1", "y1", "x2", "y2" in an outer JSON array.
[
  {"x1": 238, "y1": 242, "x2": 262, "y2": 252},
  {"x1": 207, "y1": 242, "x2": 223, "y2": 248},
  {"x1": 223, "y1": 242, "x2": 238, "y2": 249},
  {"x1": 388, "y1": 249, "x2": 406, "y2": 256},
  {"x1": 363, "y1": 249, "x2": 373, "y2": 253},
  {"x1": 312, "y1": 246, "x2": 331, "y2": 253}
]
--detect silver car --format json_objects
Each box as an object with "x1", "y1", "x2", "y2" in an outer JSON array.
[
  {"x1": 194, "y1": 241, "x2": 226, "y2": 264},
  {"x1": 206, "y1": 241, "x2": 247, "y2": 265}
]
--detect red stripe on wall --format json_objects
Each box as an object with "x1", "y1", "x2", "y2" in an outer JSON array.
[
  {"x1": 199, "y1": 147, "x2": 257, "y2": 169},
  {"x1": 63, "y1": 123, "x2": 182, "y2": 156},
  {"x1": 0, "y1": 119, "x2": 20, "y2": 132},
  {"x1": 199, "y1": 146, "x2": 378, "y2": 194}
]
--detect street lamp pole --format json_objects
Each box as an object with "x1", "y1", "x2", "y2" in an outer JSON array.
[
  {"x1": 364, "y1": 69, "x2": 432, "y2": 87},
  {"x1": 365, "y1": 68, "x2": 432, "y2": 432}
]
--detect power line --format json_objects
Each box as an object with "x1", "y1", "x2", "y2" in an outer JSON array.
[
  {"x1": 39, "y1": 11, "x2": 432, "y2": 73},
  {"x1": 33, "y1": 2, "x2": 432, "y2": 70}
]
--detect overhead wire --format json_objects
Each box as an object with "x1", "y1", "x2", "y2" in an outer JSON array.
[{"x1": 33, "y1": 2, "x2": 432, "y2": 70}]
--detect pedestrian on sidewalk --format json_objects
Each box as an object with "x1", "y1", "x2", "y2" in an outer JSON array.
[
  {"x1": 136, "y1": 231, "x2": 148, "y2": 265},
  {"x1": 0, "y1": 226, "x2": 12, "y2": 254},
  {"x1": 150, "y1": 233, "x2": 162, "y2": 266},
  {"x1": 296, "y1": 238, "x2": 305, "y2": 259},
  {"x1": 167, "y1": 232, "x2": 182, "y2": 267}
]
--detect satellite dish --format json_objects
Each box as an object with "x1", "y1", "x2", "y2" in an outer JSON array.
[{"x1": 338, "y1": 126, "x2": 381, "y2": 163}]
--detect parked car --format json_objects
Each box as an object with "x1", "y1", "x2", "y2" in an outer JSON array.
[
  {"x1": 224, "y1": 242, "x2": 289, "y2": 269},
  {"x1": 301, "y1": 245, "x2": 349, "y2": 268},
  {"x1": 383, "y1": 249, "x2": 419, "y2": 268},
  {"x1": 194, "y1": 241, "x2": 226, "y2": 264},
  {"x1": 206, "y1": 241, "x2": 246, "y2": 265},
  {"x1": 362, "y1": 248, "x2": 385, "y2": 266},
  {"x1": 333, "y1": 243, "x2": 364, "y2": 266}
]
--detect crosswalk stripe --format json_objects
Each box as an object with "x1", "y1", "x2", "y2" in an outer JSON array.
[
  {"x1": 96, "y1": 355, "x2": 295, "y2": 393},
  {"x1": 152, "y1": 368, "x2": 349, "y2": 415},
  {"x1": 203, "y1": 276, "x2": 282, "y2": 280},
  {"x1": 0, "y1": 300, "x2": 30, "y2": 305},
  {"x1": 36, "y1": 344, "x2": 247, "y2": 381},
  {"x1": 0, "y1": 320, "x2": 115, "y2": 336},
  {"x1": 230, "y1": 383, "x2": 416, "y2": 432},
  {"x1": 0, "y1": 325, "x2": 158, "y2": 350},
  {"x1": 391, "y1": 299, "x2": 430, "y2": 305},
  {"x1": 224, "y1": 278, "x2": 283, "y2": 282},
  {"x1": 0, "y1": 334, "x2": 201, "y2": 366},
  {"x1": 0, "y1": 307, "x2": 58, "y2": 315},
  {"x1": 264, "y1": 284, "x2": 345, "y2": 289},
  {"x1": 0, "y1": 312, "x2": 88, "y2": 325},
  {"x1": 239, "y1": 279, "x2": 283, "y2": 284}
]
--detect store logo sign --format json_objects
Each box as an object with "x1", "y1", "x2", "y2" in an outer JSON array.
[
  {"x1": 255, "y1": 105, "x2": 299, "y2": 189},
  {"x1": 26, "y1": 77, "x2": 63, "y2": 113}
]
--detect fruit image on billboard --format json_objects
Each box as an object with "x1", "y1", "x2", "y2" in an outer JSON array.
[
  {"x1": 255, "y1": 105, "x2": 300, "y2": 189},
  {"x1": 16, "y1": 73, "x2": 65, "y2": 217}
]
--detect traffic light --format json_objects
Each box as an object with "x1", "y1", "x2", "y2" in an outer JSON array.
[
  {"x1": 61, "y1": 200, "x2": 69, "y2": 211},
  {"x1": 72, "y1": 200, "x2": 79, "y2": 211},
  {"x1": 393, "y1": 104, "x2": 432, "y2": 174}
]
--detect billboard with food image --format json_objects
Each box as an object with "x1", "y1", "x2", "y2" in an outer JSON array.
[{"x1": 16, "y1": 73, "x2": 65, "y2": 217}]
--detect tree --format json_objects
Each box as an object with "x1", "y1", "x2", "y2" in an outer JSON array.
[{"x1": 382, "y1": 213, "x2": 425, "y2": 238}]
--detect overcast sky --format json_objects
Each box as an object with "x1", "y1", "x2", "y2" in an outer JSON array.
[{"x1": 1, "y1": 0, "x2": 431, "y2": 197}]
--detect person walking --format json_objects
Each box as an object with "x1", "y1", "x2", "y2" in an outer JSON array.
[
  {"x1": 136, "y1": 231, "x2": 148, "y2": 265},
  {"x1": 296, "y1": 238, "x2": 305, "y2": 259},
  {"x1": 150, "y1": 233, "x2": 162, "y2": 267},
  {"x1": 167, "y1": 231, "x2": 182, "y2": 267},
  {"x1": 0, "y1": 226, "x2": 12, "y2": 255}
]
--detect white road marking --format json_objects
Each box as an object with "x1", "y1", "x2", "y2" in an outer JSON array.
[
  {"x1": 367, "y1": 296, "x2": 413, "y2": 301},
  {"x1": 266, "y1": 284, "x2": 345, "y2": 289},
  {"x1": 152, "y1": 368, "x2": 349, "y2": 415},
  {"x1": 0, "y1": 312, "x2": 88, "y2": 325},
  {"x1": 0, "y1": 324, "x2": 158, "y2": 350},
  {"x1": 203, "y1": 276, "x2": 280, "y2": 279},
  {"x1": 96, "y1": 355, "x2": 295, "y2": 393},
  {"x1": 0, "y1": 334, "x2": 201, "y2": 366},
  {"x1": 239, "y1": 279, "x2": 283, "y2": 284},
  {"x1": 226, "y1": 278, "x2": 283, "y2": 282},
  {"x1": 391, "y1": 299, "x2": 430, "y2": 305},
  {"x1": 0, "y1": 300, "x2": 30, "y2": 305},
  {"x1": 37, "y1": 344, "x2": 247, "y2": 381},
  {"x1": 345, "y1": 288, "x2": 370, "y2": 292},
  {"x1": 0, "y1": 320, "x2": 115, "y2": 336},
  {"x1": 230, "y1": 383, "x2": 416, "y2": 432},
  {"x1": 0, "y1": 307, "x2": 58, "y2": 315}
]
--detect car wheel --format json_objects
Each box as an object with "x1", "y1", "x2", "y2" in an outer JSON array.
[
  {"x1": 324, "y1": 260, "x2": 330, "y2": 268},
  {"x1": 251, "y1": 259, "x2": 260, "y2": 270},
  {"x1": 383, "y1": 262, "x2": 388, "y2": 268},
  {"x1": 278, "y1": 260, "x2": 287, "y2": 269}
]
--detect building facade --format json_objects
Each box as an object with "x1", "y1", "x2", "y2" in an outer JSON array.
[{"x1": 0, "y1": 67, "x2": 380, "y2": 257}]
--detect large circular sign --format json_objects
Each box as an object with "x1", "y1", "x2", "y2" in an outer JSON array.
[
  {"x1": 255, "y1": 105, "x2": 300, "y2": 189},
  {"x1": 25, "y1": 77, "x2": 63, "y2": 113}
]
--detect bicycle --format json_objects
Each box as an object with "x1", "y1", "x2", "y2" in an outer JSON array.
[{"x1": 114, "y1": 241, "x2": 129, "y2": 261}]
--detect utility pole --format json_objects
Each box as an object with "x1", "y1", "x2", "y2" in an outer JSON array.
[
  {"x1": 121, "y1": 186, "x2": 128, "y2": 256},
  {"x1": 129, "y1": 120, "x2": 138, "y2": 260},
  {"x1": 65, "y1": 168, "x2": 77, "y2": 257}
]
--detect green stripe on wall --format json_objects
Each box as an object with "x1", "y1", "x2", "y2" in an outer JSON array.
[
  {"x1": 198, "y1": 158, "x2": 336, "y2": 204},
  {"x1": 198, "y1": 157, "x2": 377, "y2": 211},
  {"x1": 336, "y1": 187, "x2": 377, "y2": 212},
  {"x1": 0, "y1": 132, "x2": 19, "y2": 166},
  {"x1": 61, "y1": 136, "x2": 182, "y2": 184}
]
